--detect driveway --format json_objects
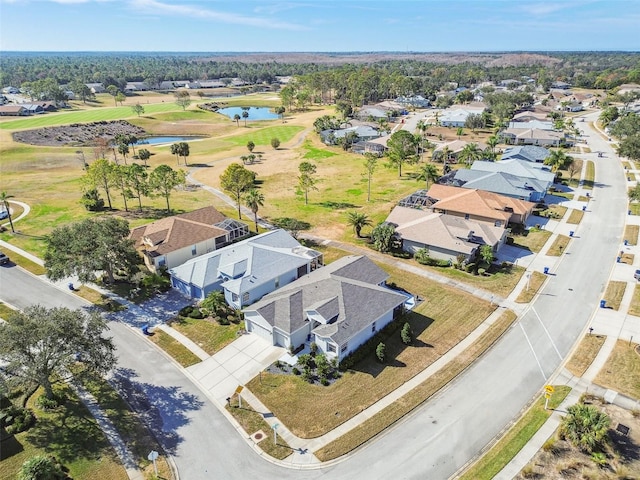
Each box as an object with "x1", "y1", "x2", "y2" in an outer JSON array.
[{"x1": 186, "y1": 334, "x2": 284, "y2": 404}]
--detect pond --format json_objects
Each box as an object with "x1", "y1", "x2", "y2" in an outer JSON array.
[
  {"x1": 217, "y1": 106, "x2": 279, "y2": 121},
  {"x1": 136, "y1": 136, "x2": 206, "y2": 146}
]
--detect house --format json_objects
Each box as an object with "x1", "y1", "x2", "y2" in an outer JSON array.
[
  {"x1": 556, "y1": 101, "x2": 584, "y2": 113},
  {"x1": 499, "y1": 127, "x2": 564, "y2": 147},
  {"x1": 124, "y1": 82, "x2": 149, "y2": 92},
  {"x1": 0, "y1": 105, "x2": 28, "y2": 116},
  {"x1": 396, "y1": 95, "x2": 430, "y2": 108},
  {"x1": 439, "y1": 109, "x2": 473, "y2": 128},
  {"x1": 426, "y1": 184, "x2": 535, "y2": 225},
  {"x1": 447, "y1": 170, "x2": 548, "y2": 202},
  {"x1": 501, "y1": 145, "x2": 550, "y2": 163},
  {"x1": 385, "y1": 206, "x2": 506, "y2": 262},
  {"x1": 512, "y1": 111, "x2": 549, "y2": 123},
  {"x1": 243, "y1": 255, "x2": 407, "y2": 358},
  {"x1": 320, "y1": 125, "x2": 380, "y2": 145},
  {"x1": 2, "y1": 86, "x2": 20, "y2": 94},
  {"x1": 470, "y1": 159, "x2": 555, "y2": 191},
  {"x1": 352, "y1": 134, "x2": 390, "y2": 155},
  {"x1": 551, "y1": 81, "x2": 571, "y2": 90},
  {"x1": 433, "y1": 139, "x2": 488, "y2": 162},
  {"x1": 169, "y1": 229, "x2": 324, "y2": 308},
  {"x1": 85, "y1": 83, "x2": 105, "y2": 94},
  {"x1": 199, "y1": 80, "x2": 226, "y2": 89},
  {"x1": 507, "y1": 120, "x2": 554, "y2": 131},
  {"x1": 129, "y1": 206, "x2": 249, "y2": 273},
  {"x1": 355, "y1": 106, "x2": 391, "y2": 121}
]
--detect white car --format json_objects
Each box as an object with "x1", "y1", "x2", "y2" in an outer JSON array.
[{"x1": 0, "y1": 210, "x2": 8, "y2": 220}]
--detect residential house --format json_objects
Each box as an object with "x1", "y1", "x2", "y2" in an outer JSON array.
[
  {"x1": 446, "y1": 169, "x2": 548, "y2": 202},
  {"x1": 385, "y1": 206, "x2": 506, "y2": 261},
  {"x1": 499, "y1": 127, "x2": 565, "y2": 147},
  {"x1": 556, "y1": 101, "x2": 584, "y2": 113},
  {"x1": 21, "y1": 104, "x2": 45, "y2": 115},
  {"x1": 0, "y1": 105, "x2": 28, "y2": 116},
  {"x1": 551, "y1": 81, "x2": 571, "y2": 90},
  {"x1": 439, "y1": 104, "x2": 486, "y2": 128},
  {"x1": 243, "y1": 255, "x2": 407, "y2": 358},
  {"x1": 501, "y1": 145, "x2": 550, "y2": 163},
  {"x1": 352, "y1": 134, "x2": 390, "y2": 155},
  {"x1": 355, "y1": 106, "x2": 391, "y2": 121},
  {"x1": 396, "y1": 95, "x2": 430, "y2": 108},
  {"x1": 85, "y1": 83, "x2": 105, "y2": 94},
  {"x1": 130, "y1": 206, "x2": 249, "y2": 273},
  {"x1": 169, "y1": 229, "x2": 324, "y2": 308},
  {"x1": 199, "y1": 80, "x2": 226, "y2": 89},
  {"x1": 470, "y1": 159, "x2": 555, "y2": 192},
  {"x1": 616, "y1": 84, "x2": 640, "y2": 95},
  {"x1": 507, "y1": 120, "x2": 554, "y2": 131},
  {"x1": 433, "y1": 139, "x2": 488, "y2": 162},
  {"x1": 124, "y1": 82, "x2": 149, "y2": 92},
  {"x1": 320, "y1": 125, "x2": 380, "y2": 145},
  {"x1": 2, "y1": 86, "x2": 20, "y2": 94},
  {"x1": 512, "y1": 111, "x2": 549, "y2": 123},
  {"x1": 426, "y1": 184, "x2": 535, "y2": 225}
]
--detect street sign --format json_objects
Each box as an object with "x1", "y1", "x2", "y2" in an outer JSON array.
[
  {"x1": 148, "y1": 451, "x2": 159, "y2": 461},
  {"x1": 235, "y1": 385, "x2": 244, "y2": 395},
  {"x1": 544, "y1": 385, "x2": 555, "y2": 394},
  {"x1": 544, "y1": 392, "x2": 551, "y2": 399}
]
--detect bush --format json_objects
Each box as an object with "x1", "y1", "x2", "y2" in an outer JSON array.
[
  {"x1": 376, "y1": 342, "x2": 386, "y2": 363},
  {"x1": 310, "y1": 342, "x2": 318, "y2": 355},
  {"x1": 465, "y1": 262, "x2": 476, "y2": 273},
  {"x1": 321, "y1": 378, "x2": 330, "y2": 386},
  {"x1": 292, "y1": 367, "x2": 300, "y2": 375},
  {"x1": 179, "y1": 306, "x2": 193, "y2": 317},
  {"x1": 1, "y1": 405, "x2": 36, "y2": 434},
  {"x1": 401, "y1": 322, "x2": 413, "y2": 345},
  {"x1": 478, "y1": 268, "x2": 486, "y2": 276},
  {"x1": 188, "y1": 308, "x2": 204, "y2": 319},
  {"x1": 36, "y1": 394, "x2": 61, "y2": 411}
]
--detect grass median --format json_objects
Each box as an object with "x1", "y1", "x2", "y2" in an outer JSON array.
[
  {"x1": 515, "y1": 271, "x2": 547, "y2": 303},
  {"x1": 603, "y1": 280, "x2": 627, "y2": 311},
  {"x1": 457, "y1": 385, "x2": 571, "y2": 480},
  {"x1": 565, "y1": 334, "x2": 607, "y2": 377},
  {"x1": 148, "y1": 329, "x2": 202, "y2": 367},
  {"x1": 594, "y1": 340, "x2": 640, "y2": 400}
]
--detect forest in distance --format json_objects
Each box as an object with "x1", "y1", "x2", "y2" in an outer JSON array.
[{"x1": 2, "y1": 51, "x2": 640, "y2": 94}]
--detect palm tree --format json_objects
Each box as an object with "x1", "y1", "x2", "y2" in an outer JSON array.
[
  {"x1": 242, "y1": 110, "x2": 249, "y2": 127},
  {"x1": 486, "y1": 135, "x2": 499, "y2": 156},
  {"x1": 244, "y1": 188, "x2": 264, "y2": 233},
  {"x1": 559, "y1": 403, "x2": 610, "y2": 453},
  {"x1": 458, "y1": 143, "x2": 482, "y2": 167},
  {"x1": 0, "y1": 191, "x2": 15, "y2": 233},
  {"x1": 346, "y1": 211, "x2": 372, "y2": 238},
  {"x1": 233, "y1": 114, "x2": 241, "y2": 127},
  {"x1": 545, "y1": 149, "x2": 573, "y2": 172},
  {"x1": 416, "y1": 163, "x2": 439, "y2": 189}
]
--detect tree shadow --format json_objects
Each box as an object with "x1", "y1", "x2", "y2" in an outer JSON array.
[
  {"x1": 0, "y1": 430, "x2": 24, "y2": 460},
  {"x1": 317, "y1": 201, "x2": 359, "y2": 209},
  {"x1": 610, "y1": 427, "x2": 640, "y2": 461},
  {"x1": 109, "y1": 367, "x2": 204, "y2": 454}
]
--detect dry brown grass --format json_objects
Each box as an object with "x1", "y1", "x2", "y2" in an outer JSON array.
[
  {"x1": 594, "y1": 340, "x2": 640, "y2": 399},
  {"x1": 315, "y1": 309, "x2": 518, "y2": 461},
  {"x1": 515, "y1": 271, "x2": 547, "y2": 303},
  {"x1": 509, "y1": 229, "x2": 552, "y2": 253},
  {"x1": 566, "y1": 209, "x2": 584, "y2": 225},
  {"x1": 565, "y1": 334, "x2": 607, "y2": 377},
  {"x1": 625, "y1": 225, "x2": 639, "y2": 246},
  {"x1": 603, "y1": 280, "x2": 627, "y2": 311},
  {"x1": 628, "y1": 284, "x2": 640, "y2": 317},
  {"x1": 248, "y1": 264, "x2": 496, "y2": 439},
  {"x1": 148, "y1": 330, "x2": 201, "y2": 368},
  {"x1": 547, "y1": 234, "x2": 571, "y2": 256},
  {"x1": 621, "y1": 252, "x2": 635, "y2": 265}
]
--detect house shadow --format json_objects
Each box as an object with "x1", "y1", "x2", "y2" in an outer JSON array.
[
  {"x1": 109, "y1": 367, "x2": 204, "y2": 455},
  {"x1": 0, "y1": 431, "x2": 23, "y2": 460},
  {"x1": 610, "y1": 426, "x2": 640, "y2": 461}
]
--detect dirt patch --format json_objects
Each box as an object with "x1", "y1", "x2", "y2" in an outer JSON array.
[
  {"x1": 517, "y1": 398, "x2": 640, "y2": 479},
  {"x1": 12, "y1": 120, "x2": 146, "y2": 147}
]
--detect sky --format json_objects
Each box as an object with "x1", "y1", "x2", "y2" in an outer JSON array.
[{"x1": 1, "y1": 0, "x2": 639, "y2": 52}]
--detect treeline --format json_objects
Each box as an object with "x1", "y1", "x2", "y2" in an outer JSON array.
[{"x1": 2, "y1": 52, "x2": 640, "y2": 93}]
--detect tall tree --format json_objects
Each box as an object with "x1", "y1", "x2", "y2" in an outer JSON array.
[
  {"x1": 233, "y1": 114, "x2": 241, "y2": 127},
  {"x1": 244, "y1": 188, "x2": 265, "y2": 233},
  {"x1": 149, "y1": 164, "x2": 186, "y2": 213},
  {"x1": 416, "y1": 163, "x2": 439, "y2": 189},
  {"x1": 220, "y1": 163, "x2": 256, "y2": 219},
  {"x1": 137, "y1": 148, "x2": 151, "y2": 167},
  {"x1": 0, "y1": 191, "x2": 15, "y2": 233},
  {"x1": 84, "y1": 158, "x2": 116, "y2": 209},
  {"x1": 545, "y1": 149, "x2": 573, "y2": 172},
  {"x1": 371, "y1": 223, "x2": 395, "y2": 253},
  {"x1": 242, "y1": 108, "x2": 249, "y2": 126},
  {"x1": 274, "y1": 105, "x2": 286, "y2": 122},
  {"x1": 106, "y1": 85, "x2": 119, "y2": 105},
  {"x1": 386, "y1": 129, "x2": 419, "y2": 177},
  {"x1": 297, "y1": 161, "x2": 318, "y2": 205},
  {"x1": 170, "y1": 143, "x2": 181, "y2": 165},
  {"x1": 363, "y1": 152, "x2": 378, "y2": 202},
  {"x1": 125, "y1": 163, "x2": 149, "y2": 211},
  {"x1": 131, "y1": 103, "x2": 145, "y2": 117},
  {"x1": 247, "y1": 140, "x2": 255, "y2": 153},
  {"x1": 174, "y1": 90, "x2": 191, "y2": 110},
  {"x1": 117, "y1": 142, "x2": 129, "y2": 165},
  {"x1": 113, "y1": 164, "x2": 130, "y2": 212},
  {"x1": 458, "y1": 143, "x2": 482, "y2": 166},
  {"x1": 115, "y1": 92, "x2": 126, "y2": 106},
  {"x1": 0, "y1": 305, "x2": 116, "y2": 400},
  {"x1": 44, "y1": 217, "x2": 139, "y2": 284},
  {"x1": 346, "y1": 211, "x2": 372, "y2": 238}
]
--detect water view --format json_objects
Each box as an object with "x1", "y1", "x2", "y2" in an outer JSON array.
[
  {"x1": 136, "y1": 136, "x2": 205, "y2": 145},
  {"x1": 217, "y1": 106, "x2": 279, "y2": 121}
]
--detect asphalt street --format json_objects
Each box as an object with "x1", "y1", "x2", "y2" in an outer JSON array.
[{"x1": 0, "y1": 111, "x2": 626, "y2": 479}]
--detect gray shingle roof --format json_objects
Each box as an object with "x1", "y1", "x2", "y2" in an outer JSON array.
[{"x1": 501, "y1": 145, "x2": 551, "y2": 163}]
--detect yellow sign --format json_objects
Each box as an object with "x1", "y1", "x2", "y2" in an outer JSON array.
[
  {"x1": 235, "y1": 385, "x2": 244, "y2": 395},
  {"x1": 544, "y1": 385, "x2": 555, "y2": 394},
  {"x1": 544, "y1": 392, "x2": 551, "y2": 399}
]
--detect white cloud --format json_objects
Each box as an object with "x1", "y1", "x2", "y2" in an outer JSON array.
[{"x1": 129, "y1": 0, "x2": 308, "y2": 30}]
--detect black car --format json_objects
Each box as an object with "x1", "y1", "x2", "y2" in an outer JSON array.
[{"x1": 0, "y1": 251, "x2": 9, "y2": 265}]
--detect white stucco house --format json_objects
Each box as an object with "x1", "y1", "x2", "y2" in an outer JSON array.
[
  {"x1": 169, "y1": 229, "x2": 323, "y2": 308},
  {"x1": 243, "y1": 255, "x2": 407, "y2": 360}
]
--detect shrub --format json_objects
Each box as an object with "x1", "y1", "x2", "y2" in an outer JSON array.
[
  {"x1": 36, "y1": 394, "x2": 60, "y2": 411},
  {"x1": 1, "y1": 405, "x2": 36, "y2": 434},
  {"x1": 320, "y1": 378, "x2": 330, "y2": 386},
  {"x1": 179, "y1": 306, "x2": 194, "y2": 317},
  {"x1": 521, "y1": 464, "x2": 537, "y2": 478},
  {"x1": 478, "y1": 268, "x2": 486, "y2": 276},
  {"x1": 465, "y1": 262, "x2": 476, "y2": 273},
  {"x1": 376, "y1": 342, "x2": 386, "y2": 363},
  {"x1": 189, "y1": 308, "x2": 204, "y2": 319},
  {"x1": 542, "y1": 437, "x2": 560, "y2": 455},
  {"x1": 590, "y1": 451, "x2": 607, "y2": 466},
  {"x1": 292, "y1": 367, "x2": 300, "y2": 375},
  {"x1": 217, "y1": 316, "x2": 230, "y2": 325},
  {"x1": 401, "y1": 322, "x2": 413, "y2": 345},
  {"x1": 310, "y1": 342, "x2": 318, "y2": 355}
]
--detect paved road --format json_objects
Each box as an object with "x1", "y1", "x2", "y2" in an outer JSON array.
[{"x1": 0, "y1": 111, "x2": 626, "y2": 479}]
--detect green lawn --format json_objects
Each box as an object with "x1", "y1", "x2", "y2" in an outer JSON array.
[
  {"x1": 222, "y1": 125, "x2": 304, "y2": 147},
  {"x1": 583, "y1": 160, "x2": 595, "y2": 190},
  {"x1": 302, "y1": 141, "x2": 338, "y2": 159},
  {"x1": 148, "y1": 330, "x2": 202, "y2": 367},
  {"x1": 509, "y1": 229, "x2": 552, "y2": 253},
  {"x1": 168, "y1": 317, "x2": 242, "y2": 355},
  {"x1": 0, "y1": 384, "x2": 127, "y2": 480}
]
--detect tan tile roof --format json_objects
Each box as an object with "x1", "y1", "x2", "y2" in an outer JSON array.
[
  {"x1": 434, "y1": 139, "x2": 488, "y2": 154},
  {"x1": 129, "y1": 206, "x2": 230, "y2": 255},
  {"x1": 426, "y1": 184, "x2": 535, "y2": 221}
]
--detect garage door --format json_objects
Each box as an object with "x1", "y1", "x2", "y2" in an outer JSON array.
[
  {"x1": 273, "y1": 330, "x2": 287, "y2": 347},
  {"x1": 247, "y1": 319, "x2": 272, "y2": 344}
]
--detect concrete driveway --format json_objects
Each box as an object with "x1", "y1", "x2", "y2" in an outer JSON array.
[{"x1": 186, "y1": 334, "x2": 284, "y2": 405}]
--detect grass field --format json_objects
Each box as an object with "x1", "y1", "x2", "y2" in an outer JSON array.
[
  {"x1": 148, "y1": 329, "x2": 202, "y2": 368},
  {"x1": 168, "y1": 316, "x2": 242, "y2": 355},
  {"x1": 603, "y1": 280, "x2": 627, "y2": 311},
  {"x1": 222, "y1": 125, "x2": 305, "y2": 147},
  {"x1": 594, "y1": 340, "x2": 640, "y2": 399},
  {"x1": 0, "y1": 384, "x2": 127, "y2": 480}
]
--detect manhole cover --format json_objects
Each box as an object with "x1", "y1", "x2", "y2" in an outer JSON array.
[
  {"x1": 254, "y1": 432, "x2": 263, "y2": 440},
  {"x1": 251, "y1": 430, "x2": 266, "y2": 443}
]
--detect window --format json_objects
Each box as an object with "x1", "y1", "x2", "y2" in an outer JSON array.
[
  {"x1": 464, "y1": 214, "x2": 470, "y2": 220},
  {"x1": 158, "y1": 257, "x2": 166, "y2": 267},
  {"x1": 191, "y1": 245, "x2": 197, "y2": 256},
  {"x1": 232, "y1": 293, "x2": 238, "y2": 302},
  {"x1": 495, "y1": 220, "x2": 502, "y2": 227},
  {"x1": 371, "y1": 322, "x2": 376, "y2": 333},
  {"x1": 326, "y1": 343, "x2": 336, "y2": 353},
  {"x1": 341, "y1": 343, "x2": 348, "y2": 353},
  {"x1": 242, "y1": 292, "x2": 249, "y2": 304}
]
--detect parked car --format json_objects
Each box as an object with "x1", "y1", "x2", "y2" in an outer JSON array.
[
  {"x1": 0, "y1": 251, "x2": 9, "y2": 265},
  {"x1": 634, "y1": 269, "x2": 640, "y2": 280},
  {"x1": 0, "y1": 210, "x2": 8, "y2": 220}
]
